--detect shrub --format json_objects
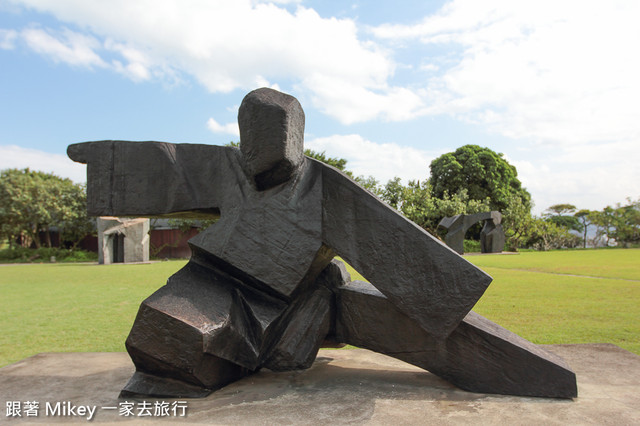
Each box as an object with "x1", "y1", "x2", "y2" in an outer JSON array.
[
  {"x1": 0, "y1": 247, "x2": 97, "y2": 263},
  {"x1": 463, "y1": 239, "x2": 481, "y2": 253}
]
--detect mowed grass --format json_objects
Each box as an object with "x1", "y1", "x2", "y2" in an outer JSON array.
[
  {"x1": 345, "y1": 249, "x2": 640, "y2": 355},
  {"x1": 0, "y1": 261, "x2": 187, "y2": 367},
  {"x1": 1, "y1": 249, "x2": 638, "y2": 367},
  {"x1": 467, "y1": 248, "x2": 640, "y2": 281},
  {"x1": 464, "y1": 249, "x2": 640, "y2": 355}
]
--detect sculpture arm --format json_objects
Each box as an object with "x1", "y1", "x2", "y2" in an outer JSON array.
[
  {"x1": 68, "y1": 140, "x2": 234, "y2": 218},
  {"x1": 320, "y1": 163, "x2": 493, "y2": 339}
]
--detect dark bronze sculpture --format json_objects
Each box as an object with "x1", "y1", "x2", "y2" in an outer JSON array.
[
  {"x1": 68, "y1": 88, "x2": 576, "y2": 399},
  {"x1": 439, "y1": 211, "x2": 506, "y2": 254}
]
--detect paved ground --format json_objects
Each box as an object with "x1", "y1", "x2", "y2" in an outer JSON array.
[{"x1": 1, "y1": 344, "x2": 639, "y2": 424}]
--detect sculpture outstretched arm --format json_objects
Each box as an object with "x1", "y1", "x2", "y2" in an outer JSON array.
[
  {"x1": 68, "y1": 141, "x2": 235, "y2": 218},
  {"x1": 320, "y1": 163, "x2": 493, "y2": 339}
]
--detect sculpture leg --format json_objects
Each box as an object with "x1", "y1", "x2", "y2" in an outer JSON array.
[
  {"x1": 335, "y1": 281, "x2": 577, "y2": 398},
  {"x1": 263, "y1": 259, "x2": 349, "y2": 371},
  {"x1": 262, "y1": 285, "x2": 333, "y2": 371},
  {"x1": 121, "y1": 261, "x2": 286, "y2": 398}
]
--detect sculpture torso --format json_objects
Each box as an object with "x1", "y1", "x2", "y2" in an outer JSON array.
[{"x1": 189, "y1": 154, "x2": 328, "y2": 299}]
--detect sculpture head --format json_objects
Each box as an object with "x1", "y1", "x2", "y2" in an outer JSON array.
[{"x1": 238, "y1": 88, "x2": 305, "y2": 190}]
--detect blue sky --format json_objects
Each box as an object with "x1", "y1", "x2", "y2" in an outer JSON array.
[{"x1": 1, "y1": 0, "x2": 638, "y2": 214}]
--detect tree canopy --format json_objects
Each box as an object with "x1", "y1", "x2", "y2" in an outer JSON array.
[
  {"x1": 544, "y1": 203, "x2": 582, "y2": 232},
  {"x1": 0, "y1": 168, "x2": 92, "y2": 248},
  {"x1": 429, "y1": 145, "x2": 531, "y2": 213}
]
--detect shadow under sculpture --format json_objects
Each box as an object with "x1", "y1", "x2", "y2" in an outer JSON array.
[
  {"x1": 439, "y1": 211, "x2": 506, "y2": 254},
  {"x1": 68, "y1": 88, "x2": 576, "y2": 399}
]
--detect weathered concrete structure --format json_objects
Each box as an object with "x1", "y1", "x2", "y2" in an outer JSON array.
[
  {"x1": 97, "y1": 217, "x2": 149, "y2": 264},
  {"x1": 69, "y1": 88, "x2": 575, "y2": 399},
  {"x1": 439, "y1": 211, "x2": 505, "y2": 254}
]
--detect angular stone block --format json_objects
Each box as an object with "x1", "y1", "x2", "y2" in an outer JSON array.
[
  {"x1": 321, "y1": 164, "x2": 492, "y2": 338},
  {"x1": 263, "y1": 285, "x2": 333, "y2": 371},
  {"x1": 335, "y1": 280, "x2": 577, "y2": 398},
  {"x1": 69, "y1": 87, "x2": 575, "y2": 400},
  {"x1": 123, "y1": 260, "x2": 286, "y2": 396},
  {"x1": 439, "y1": 211, "x2": 505, "y2": 254},
  {"x1": 480, "y1": 212, "x2": 505, "y2": 253},
  {"x1": 239, "y1": 88, "x2": 305, "y2": 190}
]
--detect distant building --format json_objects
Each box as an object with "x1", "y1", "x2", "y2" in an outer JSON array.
[{"x1": 97, "y1": 217, "x2": 149, "y2": 264}]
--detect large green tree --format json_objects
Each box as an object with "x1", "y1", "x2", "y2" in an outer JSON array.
[
  {"x1": 429, "y1": 145, "x2": 531, "y2": 213},
  {"x1": 0, "y1": 168, "x2": 92, "y2": 248}
]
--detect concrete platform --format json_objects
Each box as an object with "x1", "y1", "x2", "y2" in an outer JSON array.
[{"x1": 1, "y1": 344, "x2": 639, "y2": 424}]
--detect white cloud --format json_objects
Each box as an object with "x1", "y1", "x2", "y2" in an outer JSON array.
[
  {"x1": 367, "y1": 0, "x2": 640, "y2": 211},
  {"x1": 372, "y1": 0, "x2": 640, "y2": 146},
  {"x1": 0, "y1": 145, "x2": 87, "y2": 183},
  {"x1": 207, "y1": 118, "x2": 240, "y2": 137},
  {"x1": 0, "y1": 28, "x2": 18, "y2": 49},
  {"x1": 5, "y1": 1, "x2": 639, "y2": 213},
  {"x1": 8, "y1": 0, "x2": 417, "y2": 123},
  {"x1": 509, "y1": 137, "x2": 640, "y2": 214},
  {"x1": 104, "y1": 40, "x2": 151, "y2": 81},
  {"x1": 305, "y1": 134, "x2": 435, "y2": 184},
  {"x1": 21, "y1": 27, "x2": 107, "y2": 68},
  {"x1": 302, "y1": 74, "x2": 426, "y2": 124},
  {"x1": 252, "y1": 0, "x2": 302, "y2": 4}
]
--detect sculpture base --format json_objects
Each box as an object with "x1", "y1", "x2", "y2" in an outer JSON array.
[
  {"x1": 2, "y1": 345, "x2": 639, "y2": 424},
  {"x1": 119, "y1": 371, "x2": 214, "y2": 399}
]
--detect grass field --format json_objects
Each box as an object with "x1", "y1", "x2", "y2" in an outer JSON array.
[
  {"x1": 466, "y1": 249, "x2": 640, "y2": 281},
  {"x1": 0, "y1": 261, "x2": 184, "y2": 367},
  {"x1": 0, "y1": 248, "x2": 638, "y2": 367}
]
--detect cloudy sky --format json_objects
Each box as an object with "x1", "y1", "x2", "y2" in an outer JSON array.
[{"x1": 1, "y1": 0, "x2": 638, "y2": 214}]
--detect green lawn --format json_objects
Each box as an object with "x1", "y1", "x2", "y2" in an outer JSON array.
[
  {"x1": 464, "y1": 250, "x2": 639, "y2": 355},
  {"x1": 343, "y1": 250, "x2": 640, "y2": 355},
  {"x1": 0, "y1": 261, "x2": 187, "y2": 367},
  {"x1": 0, "y1": 249, "x2": 638, "y2": 367},
  {"x1": 466, "y1": 248, "x2": 640, "y2": 281}
]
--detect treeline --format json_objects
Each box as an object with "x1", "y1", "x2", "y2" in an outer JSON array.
[
  {"x1": 543, "y1": 202, "x2": 640, "y2": 249},
  {"x1": 307, "y1": 145, "x2": 639, "y2": 251},
  {"x1": 1, "y1": 143, "x2": 638, "y2": 254}
]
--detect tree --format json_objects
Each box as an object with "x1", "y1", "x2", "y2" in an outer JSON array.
[
  {"x1": 544, "y1": 204, "x2": 582, "y2": 232},
  {"x1": 56, "y1": 182, "x2": 94, "y2": 249},
  {"x1": 574, "y1": 209, "x2": 593, "y2": 249},
  {"x1": 354, "y1": 175, "x2": 383, "y2": 196},
  {"x1": 390, "y1": 181, "x2": 491, "y2": 237},
  {"x1": 0, "y1": 168, "x2": 92, "y2": 249},
  {"x1": 590, "y1": 206, "x2": 617, "y2": 246},
  {"x1": 429, "y1": 145, "x2": 531, "y2": 213},
  {"x1": 585, "y1": 198, "x2": 639, "y2": 247},
  {"x1": 545, "y1": 204, "x2": 576, "y2": 216},
  {"x1": 397, "y1": 180, "x2": 436, "y2": 233},
  {"x1": 304, "y1": 149, "x2": 350, "y2": 175},
  {"x1": 610, "y1": 198, "x2": 640, "y2": 245},
  {"x1": 528, "y1": 218, "x2": 581, "y2": 251},
  {"x1": 501, "y1": 194, "x2": 535, "y2": 251},
  {"x1": 381, "y1": 177, "x2": 404, "y2": 210}
]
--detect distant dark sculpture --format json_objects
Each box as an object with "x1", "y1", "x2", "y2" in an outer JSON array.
[
  {"x1": 68, "y1": 88, "x2": 576, "y2": 399},
  {"x1": 439, "y1": 211, "x2": 505, "y2": 254}
]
